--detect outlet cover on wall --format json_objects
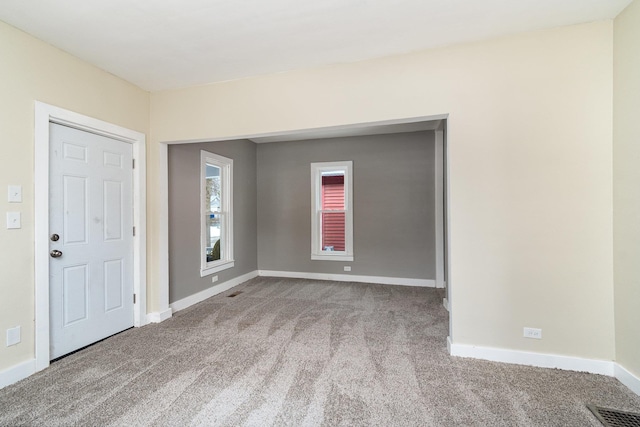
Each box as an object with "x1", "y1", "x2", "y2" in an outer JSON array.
[
  {"x1": 6, "y1": 326, "x2": 21, "y2": 346},
  {"x1": 212, "y1": 275, "x2": 218, "y2": 283},
  {"x1": 523, "y1": 327, "x2": 542, "y2": 339},
  {"x1": 344, "y1": 266, "x2": 351, "y2": 272}
]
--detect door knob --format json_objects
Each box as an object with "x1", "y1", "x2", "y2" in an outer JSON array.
[
  {"x1": 50, "y1": 234, "x2": 60, "y2": 241},
  {"x1": 50, "y1": 250, "x2": 63, "y2": 258}
]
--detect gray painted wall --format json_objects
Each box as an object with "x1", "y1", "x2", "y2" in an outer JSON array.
[
  {"x1": 168, "y1": 140, "x2": 257, "y2": 303},
  {"x1": 257, "y1": 131, "x2": 436, "y2": 279}
]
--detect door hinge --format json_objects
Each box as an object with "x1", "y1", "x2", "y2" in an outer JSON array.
[
  {"x1": 133, "y1": 226, "x2": 136, "y2": 236},
  {"x1": 132, "y1": 158, "x2": 135, "y2": 169},
  {"x1": 133, "y1": 294, "x2": 136, "y2": 304}
]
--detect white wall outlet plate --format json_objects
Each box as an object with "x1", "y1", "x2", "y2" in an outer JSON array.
[
  {"x1": 6, "y1": 326, "x2": 21, "y2": 347},
  {"x1": 523, "y1": 327, "x2": 542, "y2": 339},
  {"x1": 212, "y1": 275, "x2": 218, "y2": 283},
  {"x1": 344, "y1": 266, "x2": 351, "y2": 272}
]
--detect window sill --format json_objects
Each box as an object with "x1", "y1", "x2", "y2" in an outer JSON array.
[
  {"x1": 200, "y1": 260, "x2": 235, "y2": 277},
  {"x1": 311, "y1": 254, "x2": 354, "y2": 262}
]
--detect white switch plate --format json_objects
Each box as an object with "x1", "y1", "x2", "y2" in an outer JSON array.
[
  {"x1": 344, "y1": 266, "x2": 352, "y2": 272},
  {"x1": 212, "y1": 275, "x2": 218, "y2": 283},
  {"x1": 523, "y1": 327, "x2": 542, "y2": 339},
  {"x1": 6, "y1": 212, "x2": 21, "y2": 229},
  {"x1": 6, "y1": 326, "x2": 21, "y2": 347},
  {"x1": 8, "y1": 185, "x2": 22, "y2": 203}
]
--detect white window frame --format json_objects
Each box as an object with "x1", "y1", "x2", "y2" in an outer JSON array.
[
  {"x1": 200, "y1": 150, "x2": 234, "y2": 276},
  {"x1": 311, "y1": 160, "x2": 354, "y2": 261}
]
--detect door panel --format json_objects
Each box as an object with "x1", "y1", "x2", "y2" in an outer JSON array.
[
  {"x1": 63, "y1": 176, "x2": 88, "y2": 245},
  {"x1": 62, "y1": 264, "x2": 88, "y2": 325},
  {"x1": 63, "y1": 142, "x2": 87, "y2": 162},
  {"x1": 103, "y1": 180, "x2": 123, "y2": 241},
  {"x1": 49, "y1": 123, "x2": 134, "y2": 359},
  {"x1": 104, "y1": 259, "x2": 124, "y2": 312}
]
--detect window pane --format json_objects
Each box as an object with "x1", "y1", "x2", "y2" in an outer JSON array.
[
  {"x1": 322, "y1": 211, "x2": 345, "y2": 251},
  {"x1": 321, "y1": 172, "x2": 344, "y2": 210},
  {"x1": 311, "y1": 161, "x2": 352, "y2": 261},
  {"x1": 206, "y1": 213, "x2": 221, "y2": 262},
  {"x1": 201, "y1": 150, "x2": 234, "y2": 275},
  {"x1": 205, "y1": 163, "x2": 222, "y2": 264},
  {"x1": 206, "y1": 164, "x2": 221, "y2": 213}
]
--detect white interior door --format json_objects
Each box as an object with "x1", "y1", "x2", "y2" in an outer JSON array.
[{"x1": 49, "y1": 123, "x2": 134, "y2": 359}]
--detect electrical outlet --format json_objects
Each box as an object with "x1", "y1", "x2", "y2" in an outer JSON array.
[
  {"x1": 523, "y1": 327, "x2": 542, "y2": 339},
  {"x1": 344, "y1": 266, "x2": 351, "y2": 272},
  {"x1": 212, "y1": 275, "x2": 218, "y2": 283},
  {"x1": 6, "y1": 326, "x2": 21, "y2": 347}
]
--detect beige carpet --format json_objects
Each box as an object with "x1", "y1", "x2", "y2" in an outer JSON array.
[{"x1": 1, "y1": 277, "x2": 639, "y2": 426}]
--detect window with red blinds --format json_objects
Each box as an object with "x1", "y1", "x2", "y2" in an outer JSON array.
[{"x1": 321, "y1": 175, "x2": 345, "y2": 251}]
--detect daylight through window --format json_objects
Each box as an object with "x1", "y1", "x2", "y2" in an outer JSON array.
[
  {"x1": 201, "y1": 150, "x2": 234, "y2": 276},
  {"x1": 311, "y1": 161, "x2": 353, "y2": 261}
]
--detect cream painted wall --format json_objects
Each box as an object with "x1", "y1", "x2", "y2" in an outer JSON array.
[
  {"x1": 151, "y1": 21, "x2": 615, "y2": 360},
  {"x1": 0, "y1": 14, "x2": 619, "y2": 377},
  {"x1": 614, "y1": 0, "x2": 640, "y2": 379},
  {"x1": 0, "y1": 21, "x2": 149, "y2": 372}
]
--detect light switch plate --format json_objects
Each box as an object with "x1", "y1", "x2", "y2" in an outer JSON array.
[
  {"x1": 8, "y1": 185, "x2": 22, "y2": 203},
  {"x1": 6, "y1": 212, "x2": 21, "y2": 229}
]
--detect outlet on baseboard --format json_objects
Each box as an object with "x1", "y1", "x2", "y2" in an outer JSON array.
[
  {"x1": 6, "y1": 326, "x2": 21, "y2": 347},
  {"x1": 344, "y1": 266, "x2": 351, "y2": 272},
  {"x1": 212, "y1": 275, "x2": 218, "y2": 283},
  {"x1": 523, "y1": 327, "x2": 542, "y2": 339}
]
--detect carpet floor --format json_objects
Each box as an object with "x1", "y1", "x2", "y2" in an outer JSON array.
[{"x1": 1, "y1": 277, "x2": 640, "y2": 426}]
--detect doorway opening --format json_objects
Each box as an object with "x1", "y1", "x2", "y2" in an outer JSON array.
[{"x1": 160, "y1": 114, "x2": 452, "y2": 339}]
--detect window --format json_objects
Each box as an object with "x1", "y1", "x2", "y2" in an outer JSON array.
[
  {"x1": 200, "y1": 150, "x2": 233, "y2": 276},
  {"x1": 311, "y1": 161, "x2": 353, "y2": 261}
]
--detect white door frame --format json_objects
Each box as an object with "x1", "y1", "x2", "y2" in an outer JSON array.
[
  {"x1": 434, "y1": 128, "x2": 445, "y2": 289},
  {"x1": 34, "y1": 101, "x2": 147, "y2": 372}
]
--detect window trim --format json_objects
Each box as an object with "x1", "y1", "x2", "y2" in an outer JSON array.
[
  {"x1": 310, "y1": 160, "x2": 354, "y2": 261},
  {"x1": 200, "y1": 150, "x2": 234, "y2": 276}
]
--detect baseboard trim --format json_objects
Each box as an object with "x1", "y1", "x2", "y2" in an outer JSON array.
[
  {"x1": 146, "y1": 308, "x2": 173, "y2": 324},
  {"x1": 258, "y1": 270, "x2": 435, "y2": 287},
  {"x1": 448, "y1": 337, "x2": 614, "y2": 376},
  {"x1": 170, "y1": 270, "x2": 259, "y2": 313},
  {"x1": 615, "y1": 363, "x2": 640, "y2": 396},
  {"x1": 0, "y1": 359, "x2": 36, "y2": 389}
]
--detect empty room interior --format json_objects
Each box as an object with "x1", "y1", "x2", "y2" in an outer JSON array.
[{"x1": 1, "y1": 0, "x2": 640, "y2": 425}]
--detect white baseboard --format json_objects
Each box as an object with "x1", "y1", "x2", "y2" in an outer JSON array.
[
  {"x1": 615, "y1": 363, "x2": 640, "y2": 396},
  {"x1": 146, "y1": 308, "x2": 173, "y2": 324},
  {"x1": 169, "y1": 270, "x2": 433, "y2": 316},
  {"x1": 0, "y1": 359, "x2": 36, "y2": 389},
  {"x1": 448, "y1": 337, "x2": 615, "y2": 376},
  {"x1": 258, "y1": 270, "x2": 435, "y2": 288},
  {"x1": 170, "y1": 270, "x2": 259, "y2": 313}
]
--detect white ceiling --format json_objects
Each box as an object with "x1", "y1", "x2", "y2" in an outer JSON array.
[{"x1": 0, "y1": 0, "x2": 632, "y2": 92}]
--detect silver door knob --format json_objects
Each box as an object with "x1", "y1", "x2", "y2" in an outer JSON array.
[{"x1": 50, "y1": 250, "x2": 63, "y2": 258}]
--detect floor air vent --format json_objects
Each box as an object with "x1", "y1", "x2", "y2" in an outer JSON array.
[
  {"x1": 588, "y1": 404, "x2": 640, "y2": 427},
  {"x1": 227, "y1": 291, "x2": 243, "y2": 298}
]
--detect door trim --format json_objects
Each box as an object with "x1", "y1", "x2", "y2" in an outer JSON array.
[{"x1": 34, "y1": 101, "x2": 147, "y2": 372}]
